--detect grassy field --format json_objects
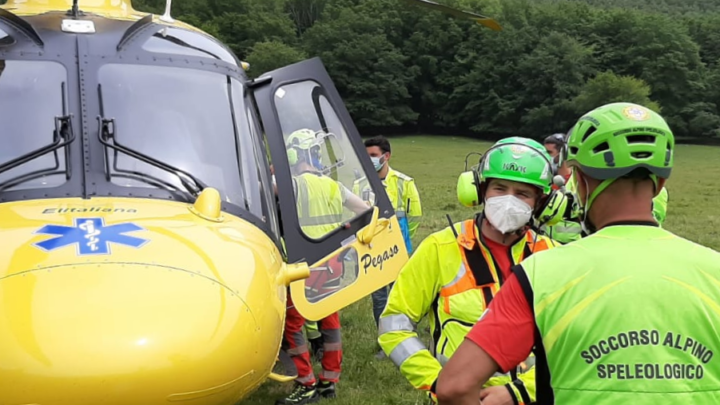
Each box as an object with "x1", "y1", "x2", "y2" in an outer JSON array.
[{"x1": 244, "y1": 135, "x2": 720, "y2": 404}]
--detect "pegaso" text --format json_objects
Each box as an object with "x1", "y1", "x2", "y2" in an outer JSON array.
[{"x1": 361, "y1": 244, "x2": 399, "y2": 273}]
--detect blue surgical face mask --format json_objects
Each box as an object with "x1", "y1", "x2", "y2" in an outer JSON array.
[
  {"x1": 371, "y1": 155, "x2": 386, "y2": 172},
  {"x1": 311, "y1": 156, "x2": 323, "y2": 170}
]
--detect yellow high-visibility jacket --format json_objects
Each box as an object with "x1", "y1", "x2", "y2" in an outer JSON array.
[
  {"x1": 352, "y1": 166, "x2": 422, "y2": 239},
  {"x1": 378, "y1": 218, "x2": 560, "y2": 403}
]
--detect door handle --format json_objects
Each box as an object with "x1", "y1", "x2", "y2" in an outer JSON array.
[{"x1": 358, "y1": 206, "x2": 389, "y2": 245}]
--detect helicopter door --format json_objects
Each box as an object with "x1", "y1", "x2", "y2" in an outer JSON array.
[{"x1": 251, "y1": 57, "x2": 409, "y2": 321}]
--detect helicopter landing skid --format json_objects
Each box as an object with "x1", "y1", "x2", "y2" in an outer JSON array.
[{"x1": 268, "y1": 349, "x2": 298, "y2": 383}]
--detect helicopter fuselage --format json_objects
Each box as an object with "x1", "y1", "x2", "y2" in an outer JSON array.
[
  {"x1": 1, "y1": 198, "x2": 287, "y2": 404},
  {"x1": 0, "y1": 4, "x2": 293, "y2": 404}
]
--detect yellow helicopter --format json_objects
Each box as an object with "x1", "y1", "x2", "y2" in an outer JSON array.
[{"x1": 0, "y1": 0, "x2": 500, "y2": 404}]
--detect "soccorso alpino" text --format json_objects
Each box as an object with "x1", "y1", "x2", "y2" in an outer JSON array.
[{"x1": 579, "y1": 330, "x2": 713, "y2": 380}]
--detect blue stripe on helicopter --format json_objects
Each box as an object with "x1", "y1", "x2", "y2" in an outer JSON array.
[{"x1": 33, "y1": 217, "x2": 149, "y2": 255}]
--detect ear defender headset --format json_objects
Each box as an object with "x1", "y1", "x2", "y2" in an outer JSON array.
[
  {"x1": 456, "y1": 142, "x2": 571, "y2": 228},
  {"x1": 287, "y1": 144, "x2": 299, "y2": 166},
  {"x1": 286, "y1": 131, "x2": 323, "y2": 167}
]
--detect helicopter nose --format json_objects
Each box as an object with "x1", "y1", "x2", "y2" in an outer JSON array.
[{"x1": 0, "y1": 262, "x2": 280, "y2": 405}]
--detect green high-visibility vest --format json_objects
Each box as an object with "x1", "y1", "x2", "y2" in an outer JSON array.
[
  {"x1": 517, "y1": 224, "x2": 720, "y2": 404},
  {"x1": 294, "y1": 172, "x2": 345, "y2": 239}
]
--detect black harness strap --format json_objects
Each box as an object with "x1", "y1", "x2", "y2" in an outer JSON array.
[
  {"x1": 461, "y1": 220, "x2": 498, "y2": 307},
  {"x1": 463, "y1": 226, "x2": 496, "y2": 287},
  {"x1": 513, "y1": 264, "x2": 554, "y2": 404}
]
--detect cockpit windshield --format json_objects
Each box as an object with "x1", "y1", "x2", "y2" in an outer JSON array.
[
  {"x1": 97, "y1": 64, "x2": 263, "y2": 216},
  {"x1": 0, "y1": 60, "x2": 71, "y2": 192}
]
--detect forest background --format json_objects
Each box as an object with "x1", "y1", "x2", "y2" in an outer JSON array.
[{"x1": 125, "y1": 0, "x2": 720, "y2": 142}]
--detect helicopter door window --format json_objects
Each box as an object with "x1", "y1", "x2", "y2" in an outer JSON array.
[
  {"x1": 141, "y1": 27, "x2": 239, "y2": 66},
  {"x1": 245, "y1": 98, "x2": 280, "y2": 238},
  {"x1": 97, "y1": 64, "x2": 263, "y2": 218},
  {"x1": 0, "y1": 60, "x2": 71, "y2": 192},
  {"x1": 273, "y1": 80, "x2": 373, "y2": 241},
  {"x1": 0, "y1": 27, "x2": 14, "y2": 46},
  {"x1": 228, "y1": 78, "x2": 263, "y2": 220}
]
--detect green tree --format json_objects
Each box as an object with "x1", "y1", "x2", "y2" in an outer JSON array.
[
  {"x1": 582, "y1": 10, "x2": 706, "y2": 136},
  {"x1": 573, "y1": 71, "x2": 661, "y2": 114},
  {"x1": 302, "y1": 2, "x2": 417, "y2": 128},
  {"x1": 245, "y1": 41, "x2": 308, "y2": 78},
  {"x1": 516, "y1": 32, "x2": 598, "y2": 134},
  {"x1": 687, "y1": 14, "x2": 720, "y2": 67},
  {"x1": 285, "y1": 0, "x2": 328, "y2": 35}
]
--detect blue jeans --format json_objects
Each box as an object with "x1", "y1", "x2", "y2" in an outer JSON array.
[
  {"x1": 372, "y1": 282, "x2": 394, "y2": 326},
  {"x1": 374, "y1": 218, "x2": 411, "y2": 327}
]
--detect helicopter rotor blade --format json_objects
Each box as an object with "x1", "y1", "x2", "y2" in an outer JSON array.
[{"x1": 401, "y1": 0, "x2": 502, "y2": 31}]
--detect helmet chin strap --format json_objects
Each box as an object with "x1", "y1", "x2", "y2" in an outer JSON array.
[{"x1": 581, "y1": 177, "x2": 616, "y2": 234}]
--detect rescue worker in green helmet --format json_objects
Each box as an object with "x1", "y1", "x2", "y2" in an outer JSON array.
[
  {"x1": 544, "y1": 130, "x2": 670, "y2": 244},
  {"x1": 437, "y1": 102, "x2": 720, "y2": 404},
  {"x1": 378, "y1": 136, "x2": 567, "y2": 404}
]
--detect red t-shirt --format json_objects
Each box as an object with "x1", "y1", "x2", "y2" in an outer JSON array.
[
  {"x1": 482, "y1": 235, "x2": 513, "y2": 281},
  {"x1": 465, "y1": 270, "x2": 536, "y2": 372}
]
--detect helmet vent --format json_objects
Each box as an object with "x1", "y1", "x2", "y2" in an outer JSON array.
[
  {"x1": 592, "y1": 141, "x2": 610, "y2": 154},
  {"x1": 581, "y1": 126, "x2": 597, "y2": 142},
  {"x1": 631, "y1": 152, "x2": 652, "y2": 159},
  {"x1": 626, "y1": 134, "x2": 656, "y2": 144}
]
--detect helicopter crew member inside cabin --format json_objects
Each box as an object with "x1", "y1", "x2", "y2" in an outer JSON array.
[
  {"x1": 378, "y1": 137, "x2": 566, "y2": 405},
  {"x1": 435, "y1": 103, "x2": 720, "y2": 405},
  {"x1": 279, "y1": 128, "x2": 367, "y2": 405}
]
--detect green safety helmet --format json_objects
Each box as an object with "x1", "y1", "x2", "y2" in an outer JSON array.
[
  {"x1": 457, "y1": 137, "x2": 554, "y2": 207},
  {"x1": 286, "y1": 128, "x2": 317, "y2": 150},
  {"x1": 481, "y1": 137, "x2": 554, "y2": 194},
  {"x1": 562, "y1": 102, "x2": 674, "y2": 181},
  {"x1": 286, "y1": 128, "x2": 320, "y2": 166}
]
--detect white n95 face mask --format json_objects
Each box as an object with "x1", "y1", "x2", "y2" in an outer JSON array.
[{"x1": 484, "y1": 195, "x2": 533, "y2": 234}]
